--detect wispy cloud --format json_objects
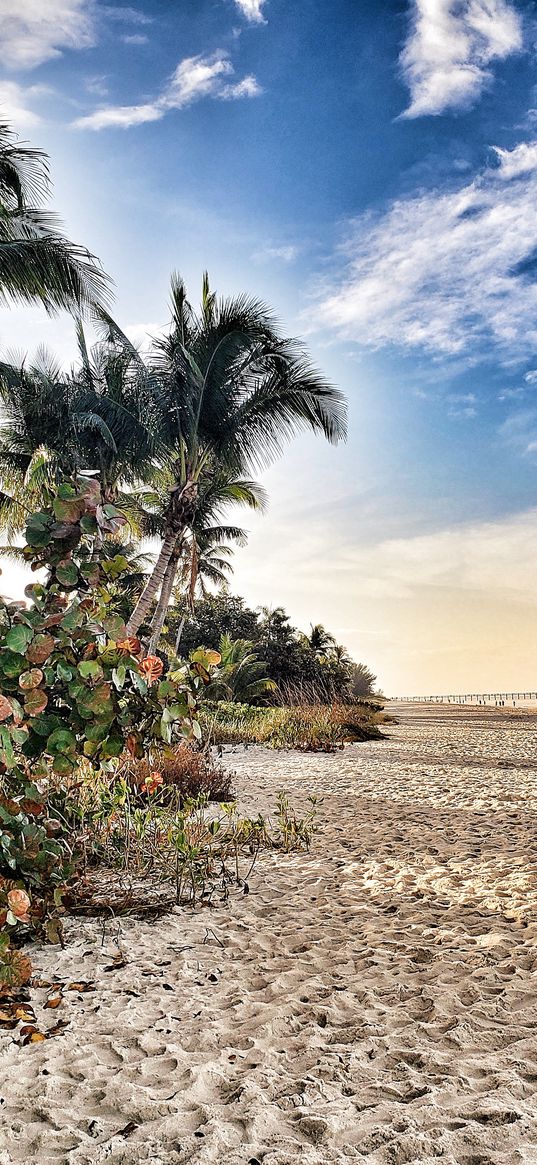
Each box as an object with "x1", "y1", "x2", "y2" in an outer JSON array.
[
  {"x1": 0, "y1": 0, "x2": 96, "y2": 70},
  {"x1": 252, "y1": 244, "x2": 299, "y2": 264},
  {"x1": 74, "y1": 50, "x2": 261, "y2": 129},
  {"x1": 0, "y1": 80, "x2": 47, "y2": 126},
  {"x1": 312, "y1": 139, "x2": 537, "y2": 363},
  {"x1": 121, "y1": 34, "x2": 148, "y2": 45},
  {"x1": 499, "y1": 409, "x2": 537, "y2": 457},
  {"x1": 400, "y1": 0, "x2": 523, "y2": 118},
  {"x1": 233, "y1": 0, "x2": 267, "y2": 23}
]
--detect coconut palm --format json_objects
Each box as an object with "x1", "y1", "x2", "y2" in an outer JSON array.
[
  {"x1": 125, "y1": 272, "x2": 347, "y2": 635},
  {"x1": 138, "y1": 464, "x2": 266, "y2": 652},
  {"x1": 0, "y1": 123, "x2": 110, "y2": 314},
  {"x1": 329, "y1": 643, "x2": 353, "y2": 668},
  {"x1": 206, "y1": 634, "x2": 276, "y2": 703},
  {"x1": 303, "y1": 623, "x2": 336, "y2": 658},
  {"x1": 0, "y1": 326, "x2": 159, "y2": 542}
]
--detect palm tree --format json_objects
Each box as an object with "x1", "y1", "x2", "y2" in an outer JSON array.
[
  {"x1": 125, "y1": 272, "x2": 347, "y2": 635},
  {"x1": 0, "y1": 123, "x2": 110, "y2": 314},
  {"x1": 0, "y1": 326, "x2": 159, "y2": 543},
  {"x1": 140, "y1": 464, "x2": 266, "y2": 652},
  {"x1": 330, "y1": 643, "x2": 353, "y2": 668},
  {"x1": 303, "y1": 623, "x2": 336, "y2": 658},
  {"x1": 206, "y1": 634, "x2": 276, "y2": 703}
]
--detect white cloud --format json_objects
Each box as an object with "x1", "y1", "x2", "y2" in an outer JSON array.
[
  {"x1": 499, "y1": 409, "x2": 537, "y2": 456},
  {"x1": 524, "y1": 369, "x2": 537, "y2": 383},
  {"x1": 252, "y1": 244, "x2": 299, "y2": 264},
  {"x1": 400, "y1": 0, "x2": 523, "y2": 118},
  {"x1": 75, "y1": 51, "x2": 260, "y2": 129},
  {"x1": 0, "y1": 0, "x2": 95, "y2": 70},
  {"x1": 233, "y1": 0, "x2": 266, "y2": 23},
  {"x1": 313, "y1": 139, "x2": 537, "y2": 362},
  {"x1": 0, "y1": 80, "x2": 46, "y2": 127},
  {"x1": 493, "y1": 141, "x2": 537, "y2": 179}
]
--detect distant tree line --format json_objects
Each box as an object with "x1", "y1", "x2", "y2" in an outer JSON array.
[{"x1": 164, "y1": 593, "x2": 377, "y2": 703}]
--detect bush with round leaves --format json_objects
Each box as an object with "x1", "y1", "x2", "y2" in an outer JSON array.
[{"x1": 0, "y1": 478, "x2": 219, "y2": 987}]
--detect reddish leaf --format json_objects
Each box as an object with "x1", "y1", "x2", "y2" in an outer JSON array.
[
  {"x1": 126, "y1": 732, "x2": 139, "y2": 757},
  {"x1": 19, "y1": 668, "x2": 44, "y2": 690},
  {"x1": 117, "y1": 637, "x2": 141, "y2": 657},
  {"x1": 140, "y1": 656, "x2": 164, "y2": 686},
  {"x1": 0, "y1": 696, "x2": 13, "y2": 722},
  {"x1": 26, "y1": 634, "x2": 55, "y2": 666},
  {"x1": 23, "y1": 688, "x2": 48, "y2": 717},
  {"x1": 20, "y1": 799, "x2": 45, "y2": 817},
  {"x1": 44, "y1": 993, "x2": 63, "y2": 1009}
]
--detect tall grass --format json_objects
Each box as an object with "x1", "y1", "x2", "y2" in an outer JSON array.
[{"x1": 201, "y1": 701, "x2": 384, "y2": 751}]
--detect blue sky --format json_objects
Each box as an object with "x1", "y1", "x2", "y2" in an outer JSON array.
[{"x1": 1, "y1": 0, "x2": 537, "y2": 694}]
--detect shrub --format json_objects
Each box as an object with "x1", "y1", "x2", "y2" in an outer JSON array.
[
  {"x1": 125, "y1": 744, "x2": 233, "y2": 804},
  {"x1": 0, "y1": 479, "x2": 218, "y2": 987}
]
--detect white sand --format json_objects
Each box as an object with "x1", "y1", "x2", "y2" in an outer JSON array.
[{"x1": 1, "y1": 703, "x2": 537, "y2": 1164}]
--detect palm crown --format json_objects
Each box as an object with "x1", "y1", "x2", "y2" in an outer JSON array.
[
  {"x1": 126, "y1": 272, "x2": 347, "y2": 634},
  {"x1": 0, "y1": 124, "x2": 110, "y2": 315}
]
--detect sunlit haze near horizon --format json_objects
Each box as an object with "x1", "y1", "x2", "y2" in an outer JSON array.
[{"x1": 1, "y1": 0, "x2": 536, "y2": 695}]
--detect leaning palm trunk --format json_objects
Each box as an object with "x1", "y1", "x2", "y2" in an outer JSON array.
[
  {"x1": 147, "y1": 540, "x2": 182, "y2": 654},
  {"x1": 175, "y1": 616, "x2": 186, "y2": 654},
  {"x1": 126, "y1": 481, "x2": 198, "y2": 636}
]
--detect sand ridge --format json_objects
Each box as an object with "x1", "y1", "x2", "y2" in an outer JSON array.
[{"x1": 1, "y1": 703, "x2": 537, "y2": 1164}]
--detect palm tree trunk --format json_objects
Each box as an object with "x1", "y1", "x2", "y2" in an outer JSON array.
[
  {"x1": 147, "y1": 542, "x2": 181, "y2": 654},
  {"x1": 125, "y1": 526, "x2": 181, "y2": 636},
  {"x1": 126, "y1": 480, "x2": 198, "y2": 637},
  {"x1": 175, "y1": 616, "x2": 186, "y2": 654}
]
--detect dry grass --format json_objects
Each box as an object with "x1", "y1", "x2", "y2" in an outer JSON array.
[{"x1": 201, "y1": 701, "x2": 384, "y2": 751}]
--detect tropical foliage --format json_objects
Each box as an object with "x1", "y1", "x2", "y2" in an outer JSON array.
[
  {"x1": 125, "y1": 271, "x2": 347, "y2": 636},
  {"x1": 0, "y1": 478, "x2": 219, "y2": 985},
  {"x1": 0, "y1": 124, "x2": 109, "y2": 315},
  {"x1": 175, "y1": 594, "x2": 378, "y2": 702}
]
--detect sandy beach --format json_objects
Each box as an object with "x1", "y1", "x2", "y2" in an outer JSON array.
[{"x1": 1, "y1": 703, "x2": 537, "y2": 1165}]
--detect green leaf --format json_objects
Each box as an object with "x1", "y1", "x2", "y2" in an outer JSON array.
[
  {"x1": 29, "y1": 714, "x2": 62, "y2": 737},
  {"x1": 0, "y1": 725, "x2": 16, "y2": 768},
  {"x1": 168, "y1": 702, "x2": 189, "y2": 720},
  {"x1": 55, "y1": 561, "x2": 79, "y2": 587},
  {"x1": 111, "y1": 666, "x2": 126, "y2": 690},
  {"x1": 78, "y1": 660, "x2": 104, "y2": 681},
  {"x1": 46, "y1": 728, "x2": 77, "y2": 756},
  {"x1": 129, "y1": 669, "x2": 147, "y2": 696},
  {"x1": 10, "y1": 725, "x2": 29, "y2": 746},
  {"x1": 56, "y1": 662, "x2": 74, "y2": 683},
  {"x1": 5, "y1": 625, "x2": 33, "y2": 654},
  {"x1": 100, "y1": 735, "x2": 123, "y2": 759},
  {"x1": 103, "y1": 615, "x2": 127, "y2": 638},
  {"x1": 1, "y1": 652, "x2": 23, "y2": 678},
  {"x1": 51, "y1": 753, "x2": 76, "y2": 777},
  {"x1": 60, "y1": 606, "x2": 83, "y2": 632}
]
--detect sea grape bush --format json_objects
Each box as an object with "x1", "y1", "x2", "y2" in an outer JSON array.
[{"x1": 0, "y1": 478, "x2": 218, "y2": 986}]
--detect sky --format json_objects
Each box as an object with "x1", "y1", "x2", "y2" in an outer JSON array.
[{"x1": 1, "y1": 0, "x2": 537, "y2": 695}]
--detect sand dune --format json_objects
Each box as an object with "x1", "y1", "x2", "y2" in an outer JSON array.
[{"x1": 1, "y1": 703, "x2": 537, "y2": 1164}]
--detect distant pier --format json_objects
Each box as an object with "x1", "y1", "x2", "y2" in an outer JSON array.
[{"x1": 394, "y1": 692, "x2": 537, "y2": 707}]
